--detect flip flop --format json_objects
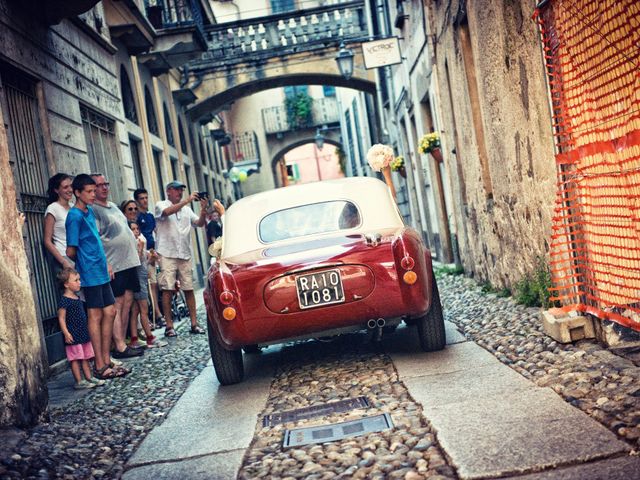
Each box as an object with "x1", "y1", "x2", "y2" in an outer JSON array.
[
  {"x1": 164, "y1": 327, "x2": 177, "y2": 337},
  {"x1": 190, "y1": 325, "x2": 205, "y2": 334}
]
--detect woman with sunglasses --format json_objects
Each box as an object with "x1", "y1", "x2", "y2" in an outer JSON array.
[{"x1": 121, "y1": 200, "x2": 139, "y2": 223}]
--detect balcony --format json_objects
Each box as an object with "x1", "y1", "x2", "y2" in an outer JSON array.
[
  {"x1": 262, "y1": 97, "x2": 340, "y2": 135},
  {"x1": 104, "y1": 0, "x2": 154, "y2": 54},
  {"x1": 190, "y1": 0, "x2": 367, "y2": 73},
  {"x1": 138, "y1": 0, "x2": 208, "y2": 74},
  {"x1": 229, "y1": 131, "x2": 261, "y2": 174}
]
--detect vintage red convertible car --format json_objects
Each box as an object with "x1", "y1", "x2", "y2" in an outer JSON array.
[{"x1": 204, "y1": 177, "x2": 445, "y2": 384}]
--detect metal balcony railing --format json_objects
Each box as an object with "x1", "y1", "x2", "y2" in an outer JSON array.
[
  {"x1": 145, "y1": 0, "x2": 204, "y2": 33},
  {"x1": 230, "y1": 131, "x2": 260, "y2": 164},
  {"x1": 262, "y1": 97, "x2": 340, "y2": 134},
  {"x1": 190, "y1": 0, "x2": 366, "y2": 72}
]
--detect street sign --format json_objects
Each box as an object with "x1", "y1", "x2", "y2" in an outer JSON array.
[{"x1": 361, "y1": 37, "x2": 402, "y2": 69}]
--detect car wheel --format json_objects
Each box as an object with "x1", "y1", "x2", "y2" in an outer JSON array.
[
  {"x1": 417, "y1": 271, "x2": 446, "y2": 352},
  {"x1": 243, "y1": 344, "x2": 262, "y2": 354},
  {"x1": 207, "y1": 319, "x2": 244, "y2": 385}
]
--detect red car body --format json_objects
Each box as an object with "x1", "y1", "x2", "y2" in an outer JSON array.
[{"x1": 204, "y1": 177, "x2": 445, "y2": 385}]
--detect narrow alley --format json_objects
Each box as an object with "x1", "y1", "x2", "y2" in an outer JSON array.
[{"x1": 2, "y1": 273, "x2": 639, "y2": 479}]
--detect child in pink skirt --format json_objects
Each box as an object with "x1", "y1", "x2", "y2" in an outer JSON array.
[{"x1": 57, "y1": 268, "x2": 105, "y2": 389}]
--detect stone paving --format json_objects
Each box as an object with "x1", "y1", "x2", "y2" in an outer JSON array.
[
  {"x1": 436, "y1": 273, "x2": 640, "y2": 450},
  {"x1": 0, "y1": 313, "x2": 211, "y2": 480},
  {"x1": 2, "y1": 273, "x2": 639, "y2": 479},
  {"x1": 238, "y1": 338, "x2": 455, "y2": 480}
]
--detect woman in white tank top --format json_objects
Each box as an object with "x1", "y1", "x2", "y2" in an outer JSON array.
[{"x1": 44, "y1": 173, "x2": 74, "y2": 270}]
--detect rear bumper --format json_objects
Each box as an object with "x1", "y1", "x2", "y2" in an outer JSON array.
[{"x1": 206, "y1": 290, "x2": 428, "y2": 349}]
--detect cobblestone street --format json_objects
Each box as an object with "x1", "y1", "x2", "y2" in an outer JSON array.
[{"x1": 2, "y1": 274, "x2": 640, "y2": 479}]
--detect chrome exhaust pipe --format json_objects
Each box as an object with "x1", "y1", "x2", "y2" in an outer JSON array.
[
  {"x1": 367, "y1": 319, "x2": 377, "y2": 329},
  {"x1": 376, "y1": 318, "x2": 386, "y2": 328}
]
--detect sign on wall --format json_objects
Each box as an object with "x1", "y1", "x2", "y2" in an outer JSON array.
[{"x1": 361, "y1": 37, "x2": 402, "y2": 69}]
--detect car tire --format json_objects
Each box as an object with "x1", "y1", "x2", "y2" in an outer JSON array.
[
  {"x1": 243, "y1": 344, "x2": 262, "y2": 354},
  {"x1": 207, "y1": 319, "x2": 244, "y2": 385},
  {"x1": 417, "y1": 271, "x2": 446, "y2": 352}
]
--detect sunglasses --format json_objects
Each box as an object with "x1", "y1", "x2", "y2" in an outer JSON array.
[{"x1": 126, "y1": 207, "x2": 138, "y2": 211}]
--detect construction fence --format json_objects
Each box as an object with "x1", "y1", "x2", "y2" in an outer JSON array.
[{"x1": 535, "y1": 0, "x2": 640, "y2": 331}]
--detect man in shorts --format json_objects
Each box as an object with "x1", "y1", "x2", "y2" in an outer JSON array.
[
  {"x1": 134, "y1": 188, "x2": 163, "y2": 324},
  {"x1": 154, "y1": 180, "x2": 208, "y2": 336},
  {"x1": 91, "y1": 173, "x2": 143, "y2": 358},
  {"x1": 65, "y1": 174, "x2": 122, "y2": 379}
]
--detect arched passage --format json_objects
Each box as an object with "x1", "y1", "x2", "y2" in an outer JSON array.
[
  {"x1": 188, "y1": 73, "x2": 376, "y2": 122},
  {"x1": 271, "y1": 137, "x2": 342, "y2": 188}
]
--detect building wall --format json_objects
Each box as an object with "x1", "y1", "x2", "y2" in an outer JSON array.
[
  {"x1": 0, "y1": 1, "x2": 121, "y2": 426},
  {"x1": 0, "y1": 0, "x2": 229, "y2": 425},
  {"x1": 427, "y1": 0, "x2": 556, "y2": 287}
]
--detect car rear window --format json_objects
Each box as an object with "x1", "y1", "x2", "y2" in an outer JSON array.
[{"x1": 259, "y1": 201, "x2": 361, "y2": 243}]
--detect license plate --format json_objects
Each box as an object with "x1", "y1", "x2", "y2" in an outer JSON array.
[{"x1": 295, "y1": 269, "x2": 345, "y2": 310}]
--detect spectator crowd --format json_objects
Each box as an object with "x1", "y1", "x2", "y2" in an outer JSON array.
[{"x1": 44, "y1": 173, "x2": 224, "y2": 387}]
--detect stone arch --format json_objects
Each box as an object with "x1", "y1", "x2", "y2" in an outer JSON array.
[
  {"x1": 188, "y1": 73, "x2": 376, "y2": 122},
  {"x1": 270, "y1": 137, "x2": 342, "y2": 188}
]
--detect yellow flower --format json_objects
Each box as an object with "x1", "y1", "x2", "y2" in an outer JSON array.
[{"x1": 417, "y1": 132, "x2": 441, "y2": 154}]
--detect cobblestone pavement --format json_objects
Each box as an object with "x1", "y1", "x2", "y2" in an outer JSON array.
[
  {"x1": 0, "y1": 312, "x2": 211, "y2": 480},
  {"x1": 437, "y1": 273, "x2": 640, "y2": 451},
  {"x1": 238, "y1": 338, "x2": 456, "y2": 480},
  {"x1": 2, "y1": 274, "x2": 639, "y2": 479}
]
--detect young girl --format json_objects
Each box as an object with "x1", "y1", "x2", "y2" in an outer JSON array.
[
  {"x1": 57, "y1": 268, "x2": 105, "y2": 389},
  {"x1": 129, "y1": 221, "x2": 167, "y2": 348}
]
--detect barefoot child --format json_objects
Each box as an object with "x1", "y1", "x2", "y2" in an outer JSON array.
[{"x1": 57, "y1": 268, "x2": 105, "y2": 389}]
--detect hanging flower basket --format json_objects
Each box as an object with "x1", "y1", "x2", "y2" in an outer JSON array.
[
  {"x1": 391, "y1": 155, "x2": 406, "y2": 178},
  {"x1": 418, "y1": 132, "x2": 442, "y2": 162},
  {"x1": 430, "y1": 147, "x2": 443, "y2": 163}
]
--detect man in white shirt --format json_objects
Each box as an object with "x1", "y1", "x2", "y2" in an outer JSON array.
[{"x1": 154, "y1": 181, "x2": 208, "y2": 336}]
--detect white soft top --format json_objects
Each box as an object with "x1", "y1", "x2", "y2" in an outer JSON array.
[{"x1": 222, "y1": 177, "x2": 403, "y2": 258}]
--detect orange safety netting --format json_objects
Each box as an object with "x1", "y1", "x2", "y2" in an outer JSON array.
[{"x1": 534, "y1": 0, "x2": 640, "y2": 331}]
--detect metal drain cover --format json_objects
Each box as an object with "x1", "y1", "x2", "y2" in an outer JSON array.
[
  {"x1": 283, "y1": 413, "x2": 393, "y2": 448},
  {"x1": 263, "y1": 396, "x2": 370, "y2": 427}
]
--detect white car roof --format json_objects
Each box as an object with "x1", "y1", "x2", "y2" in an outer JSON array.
[{"x1": 222, "y1": 177, "x2": 403, "y2": 258}]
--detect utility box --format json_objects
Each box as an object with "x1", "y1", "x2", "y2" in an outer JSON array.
[{"x1": 541, "y1": 308, "x2": 596, "y2": 343}]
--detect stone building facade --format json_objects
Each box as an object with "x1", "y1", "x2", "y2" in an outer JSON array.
[
  {"x1": 384, "y1": 0, "x2": 557, "y2": 288},
  {"x1": 0, "y1": 0, "x2": 232, "y2": 427}
]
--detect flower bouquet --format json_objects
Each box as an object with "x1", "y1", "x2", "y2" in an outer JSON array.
[
  {"x1": 366, "y1": 144, "x2": 394, "y2": 172},
  {"x1": 366, "y1": 144, "x2": 396, "y2": 199}
]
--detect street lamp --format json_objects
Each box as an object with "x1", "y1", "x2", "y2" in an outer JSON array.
[
  {"x1": 314, "y1": 125, "x2": 342, "y2": 150},
  {"x1": 335, "y1": 41, "x2": 355, "y2": 80}
]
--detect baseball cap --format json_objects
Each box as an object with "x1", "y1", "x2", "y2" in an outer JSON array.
[{"x1": 166, "y1": 180, "x2": 186, "y2": 189}]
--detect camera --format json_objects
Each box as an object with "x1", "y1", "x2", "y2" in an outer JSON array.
[{"x1": 196, "y1": 191, "x2": 209, "y2": 200}]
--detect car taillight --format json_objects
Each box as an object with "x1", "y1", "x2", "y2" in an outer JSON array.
[
  {"x1": 219, "y1": 291, "x2": 234, "y2": 305},
  {"x1": 403, "y1": 271, "x2": 418, "y2": 285},
  {"x1": 401, "y1": 256, "x2": 415, "y2": 270},
  {"x1": 223, "y1": 307, "x2": 237, "y2": 321}
]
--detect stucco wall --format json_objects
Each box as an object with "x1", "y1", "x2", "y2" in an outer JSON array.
[{"x1": 429, "y1": 0, "x2": 556, "y2": 287}]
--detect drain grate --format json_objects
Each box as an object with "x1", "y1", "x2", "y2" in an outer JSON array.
[
  {"x1": 262, "y1": 396, "x2": 370, "y2": 427},
  {"x1": 283, "y1": 413, "x2": 393, "y2": 448}
]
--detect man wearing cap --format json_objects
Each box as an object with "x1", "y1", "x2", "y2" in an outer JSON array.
[{"x1": 154, "y1": 180, "x2": 208, "y2": 336}]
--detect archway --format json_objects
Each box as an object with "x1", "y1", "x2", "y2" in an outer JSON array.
[{"x1": 271, "y1": 137, "x2": 343, "y2": 188}]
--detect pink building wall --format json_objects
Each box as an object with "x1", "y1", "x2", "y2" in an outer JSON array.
[{"x1": 284, "y1": 143, "x2": 344, "y2": 184}]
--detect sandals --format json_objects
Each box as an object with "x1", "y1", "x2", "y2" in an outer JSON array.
[
  {"x1": 109, "y1": 362, "x2": 131, "y2": 374},
  {"x1": 164, "y1": 327, "x2": 177, "y2": 337},
  {"x1": 190, "y1": 325, "x2": 205, "y2": 335},
  {"x1": 94, "y1": 365, "x2": 128, "y2": 380}
]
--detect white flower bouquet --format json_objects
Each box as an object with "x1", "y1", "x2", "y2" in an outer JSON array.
[{"x1": 366, "y1": 144, "x2": 394, "y2": 172}]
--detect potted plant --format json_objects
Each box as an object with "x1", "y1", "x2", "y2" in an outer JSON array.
[
  {"x1": 418, "y1": 132, "x2": 443, "y2": 162},
  {"x1": 391, "y1": 155, "x2": 406, "y2": 178},
  {"x1": 285, "y1": 92, "x2": 313, "y2": 130}
]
